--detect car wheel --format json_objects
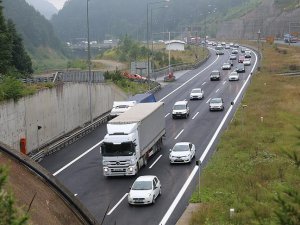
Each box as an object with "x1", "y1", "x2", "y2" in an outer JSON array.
[
  {"x1": 185, "y1": 114, "x2": 188, "y2": 119},
  {"x1": 172, "y1": 116, "x2": 175, "y2": 119},
  {"x1": 152, "y1": 196, "x2": 156, "y2": 204}
]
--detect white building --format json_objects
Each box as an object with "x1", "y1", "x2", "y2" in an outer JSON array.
[{"x1": 165, "y1": 40, "x2": 186, "y2": 51}]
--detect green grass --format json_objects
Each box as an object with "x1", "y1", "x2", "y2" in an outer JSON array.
[{"x1": 189, "y1": 43, "x2": 300, "y2": 224}]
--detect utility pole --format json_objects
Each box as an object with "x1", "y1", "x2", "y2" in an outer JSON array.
[{"x1": 87, "y1": 0, "x2": 93, "y2": 123}]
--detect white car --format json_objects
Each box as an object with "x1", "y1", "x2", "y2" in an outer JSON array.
[
  {"x1": 128, "y1": 176, "x2": 161, "y2": 205},
  {"x1": 172, "y1": 100, "x2": 189, "y2": 119},
  {"x1": 222, "y1": 62, "x2": 231, "y2": 70},
  {"x1": 190, "y1": 88, "x2": 204, "y2": 100},
  {"x1": 243, "y1": 58, "x2": 251, "y2": 66},
  {"x1": 209, "y1": 98, "x2": 224, "y2": 111},
  {"x1": 229, "y1": 71, "x2": 239, "y2": 81},
  {"x1": 169, "y1": 142, "x2": 196, "y2": 164}
]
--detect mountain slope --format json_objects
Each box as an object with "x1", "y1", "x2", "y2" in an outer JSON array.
[
  {"x1": 51, "y1": 0, "x2": 253, "y2": 42},
  {"x1": 2, "y1": 0, "x2": 66, "y2": 69},
  {"x1": 25, "y1": 0, "x2": 58, "y2": 20}
]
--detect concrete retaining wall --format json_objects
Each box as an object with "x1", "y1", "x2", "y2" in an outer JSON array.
[{"x1": 0, "y1": 83, "x2": 127, "y2": 153}]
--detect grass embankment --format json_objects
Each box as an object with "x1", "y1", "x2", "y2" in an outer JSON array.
[{"x1": 189, "y1": 43, "x2": 300, "y2": 224}]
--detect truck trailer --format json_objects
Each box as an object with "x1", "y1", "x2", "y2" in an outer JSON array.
[{"x1": 101, "y1": 102, "x2": 165, "y2": 176}]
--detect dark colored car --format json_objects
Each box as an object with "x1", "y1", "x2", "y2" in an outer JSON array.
[{"x1": 210, "y1": 70, "x2": 221, "y2": 81}]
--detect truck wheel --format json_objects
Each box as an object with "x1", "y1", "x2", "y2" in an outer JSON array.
[{"x1": 143, "y1": 156, "x2": 148, "y2": 166}]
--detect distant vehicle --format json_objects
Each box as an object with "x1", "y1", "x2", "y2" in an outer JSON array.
[
  {"x1": 169, "y1": 142, "x2": 196, "y2": 164},
  {"x1": 230, "y1": 54, "x2": 237, "y2": 60},
  {"x1": 221, "y1": 42, "x2": 226, "y2": 46},
  {"x1": 222, "y1": 62, "x2": 231, "y2": 70},
  {"x1": 209, "y1": 98, "x2": 224, "y2": 111},
  {"x1": 210, "y1": 70, "x2": 221, "y2": 81},
  {"x1": 229, "y1": 42, "x2": 234, "y2": 47},
  {"x1": 228, "y1": 71, "x2": 239, "y2": 81},
  {"x1": 235, "y1": 63, "x2": 245, "y2": 73},
  {"x1": 231, "y1": 49, "x2": 239, "y2": 54},
  {"x1": 245, "y1": 52, "x2": 251, "y2": 58},
  {"x1": 284, "y1": 33, "x2": 298, "y2": 43},
  {"x1": 190, "y1": 88, "x2": 204, "y2": 100},
  {"x1": 172, "y1": 100, "x2": 190, "y2": 119},
  {"x1": 216, "y1": 50, "x2": 224, "y2": 55},
  {"x1": 228, "y1": 60, "x2": 234, "y2": 66},
  {"x1": 234, "y1": 43, "x2": 239, "y2": 48},
  {"x1": 225, "y1": 44, "x2": 230, "y2": 49},
  {"x1": 243, "y1": 58, "x2": 251, "y2": 66},
  {"x1": 238, "y1": 55, "x2": 245, "y2": 63},
  {"x1": 128, "y1": 175, "x2": 161, "y2": 205},
  {"x1": 241, "y1": 47, "x2": 246, "y2": 53},
  {"x1": 215, "y1": 45, "x2": 223, "y2": 50},
  {"x1": 109, "y1": 93, "x2": 156, "y2": 118}
]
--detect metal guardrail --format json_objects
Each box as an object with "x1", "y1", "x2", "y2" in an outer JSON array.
[
  {"x1": 0, "y1": 142, "x2": 99, "y2": 225},
  {"x1": 46, "y1": 112, "x2": 109, "y2": 156}
]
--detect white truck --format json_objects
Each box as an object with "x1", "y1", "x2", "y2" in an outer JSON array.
[{"x1": 101, "y1": 102, "x2": 165, "y2": 176}]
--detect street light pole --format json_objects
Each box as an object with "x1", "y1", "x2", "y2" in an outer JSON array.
[
  {"x1": 146, "y1": 0, "x2": 170, "y2": 87},
  {"x1": 87, "y1": 0, "x2": 92, "y2": 123}
]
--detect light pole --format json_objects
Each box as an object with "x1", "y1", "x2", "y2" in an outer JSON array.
[
  {"x1": 87, "y1": 0, "x2": 92, "y2": 123},
  {"x1": 257, "y1": 29, "x2": 261, "y2": 53},
  {"x1": 196, "y1": 160, "x2": 202, "y2": 201},
  {"x1": 147, "y1": 0, "x2": 170, "y2": 86}
]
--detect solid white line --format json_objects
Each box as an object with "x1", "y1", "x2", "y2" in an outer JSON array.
[
  {"x1": 149, "y1": 154, "x2": 162, "y2": 169},
  {"x1": 159, "y1": 49, "x2": 258, "y2": 225},
  {"x1": 174, "y1": 129, "x2": 184, "y2": 140},
  {"x1": 216, "y1": 88, "x2": 220, "y2": 93},
  {"x1": 206, "y1": 98, "x2": 211, "y2": 104},
  {"x1": 202, "y1": 81, "x2": 206, "y2": 86},
  {"x1": 165, "y1": 113, "x2": 170, "y2": 118},
  {"x1": 159, "y1": 166, "x2": 199, "y2": 225},
  {"x1": 192, "y1": 112, "x2": 199, "y2": 120},
  {"x1": 159, "y1": 55, "x2": 219, "y2": 102},
  {"x1": 53, "y1": 140, "x2": 103, "y2": 176},
  {"x1": 223, "y1": 81, "x2": 227, "y2": 85},
  {"x1": 107, "y1": 193, "x2": 128, "y2": 216}
]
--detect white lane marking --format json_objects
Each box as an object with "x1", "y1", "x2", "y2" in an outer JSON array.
[
  {"x1": 159, "y1": 49, "x2": 258, "y2": 225},
  {"x1": 74, "y1": 193, "x2": 78, "y2": 196},
  {"x1": 165, "y1": 113, "x2": 170, "y2": 118},
  {"x1": 174, "y1": 129, "x2": 184, "y2": 140},
  {"x1": 159, "y1": 54, "x2": 219, "y2": 102},
  {"x1": 149, "y1": 154, "x2": 162, "y2": 169},
  {"x1": 202, "y1": 81, "x2": 206, "y2": 86},
  {"x1": 53, "y1": 140, "x2": 103, "y2": 176},
  {"x1": 107, "y1": 193, "x2": 128, "y2": 216},
  {"x1": 159, "y1": 166, "x2": 198, "y2": 225},
  {"x1": 206, "y1": 98, "x2": 211, "y2": 104},
  {"x1": 192, "y1": 112, "x2": 199, "y2": 120},
  {"x1": 223, "y1": 81, "x2": 227, "y2": 85},
  {"x1": 216, "y1": 89, "x2": 220, "y2": 93}
]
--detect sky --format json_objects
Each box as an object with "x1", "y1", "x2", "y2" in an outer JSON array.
[{"x1": 47, "y1": 0, "x2": 67, "y2": 10}]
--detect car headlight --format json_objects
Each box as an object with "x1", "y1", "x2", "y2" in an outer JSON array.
[{"x1": 104, "y1": 168, "x2": 108, "y2": 172}]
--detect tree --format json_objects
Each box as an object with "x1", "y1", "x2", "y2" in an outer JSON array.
[
  {"x1": 0, "y1": 0, "x2": 12, "y2": 74},
  {"x1": 0, "y1": 166, "x2": 28, "y2": 225},
  {"x1": 7, "y1": 19, "x2": 33, "y2": 76}
]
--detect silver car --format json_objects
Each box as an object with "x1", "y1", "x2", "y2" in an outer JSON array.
[
  {"x1": 190, "y1": 88, "x2": 204, "y2": 100},
  {"x1": 169, "y1": 142, "x2": 196, "y2": 164},
  {"x1": 229, "y1": 71, "x2": 239, "y2": 81},
  {"x1": 209, "y1": 98, "x2": 224, "y2": 111}
]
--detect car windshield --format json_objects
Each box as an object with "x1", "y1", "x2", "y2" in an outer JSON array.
[
  {"x1": 172, "y1": 144, "x2": 189, "y2": 152},
  {"x1": 230, "y1": 72, "x2": 238, "y2": 76},
  {"x1": 223, "y1": 63, "x2": 230, "y2": 66},
  {"x1": 211, "y1": 98, "x2": 221, "y2": 103},
  {"x1": 173, "y1": 104, "x2": 186, "y2": 110},
  {"x1": 101, "y1": 142, "x2": 135, "y2": 156},
  {"x1": 191, "y1": 89, "x2": 201, "y2": 93},
  {"x1": 211, "y1": 71, "x2": 219, "y2": 75},
  {"x1": 132, "y1": 181, "x2": 152, "y2": 190}
]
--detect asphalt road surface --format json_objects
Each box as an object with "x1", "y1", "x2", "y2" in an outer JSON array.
[{"x1": 41, "y1": 47, "x2": 258, "y2": 225}]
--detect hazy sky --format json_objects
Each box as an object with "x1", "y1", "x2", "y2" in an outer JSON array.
[{"x1": 47, "y1": 0, "x2": 67, "y2": 10}]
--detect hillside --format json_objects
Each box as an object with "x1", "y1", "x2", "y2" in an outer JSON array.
[
  {"x1": 51, "y1": 0, "x2": 255, "y2": 42},
  {"x1": 2, "y1": 0, "x2": 67, "y2": 71},
  {"x1": 25, "y1": 0, "x2": 58, "y2": 20},
  {"x1": 216, "y1": 0, "x2": 300, "y2": 39}
]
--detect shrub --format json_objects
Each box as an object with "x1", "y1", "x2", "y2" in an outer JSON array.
[{"x1": 0, "y1": 76, "x2": 24, "y2": 101}]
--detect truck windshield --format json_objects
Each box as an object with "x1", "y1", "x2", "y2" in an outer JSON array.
[{"x1": 101, "y1": 142, "x2": 135, "y2": 156}]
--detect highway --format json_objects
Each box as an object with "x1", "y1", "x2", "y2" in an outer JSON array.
[{"x1": 40, "y1": 47, "x2": 258, "y2": 225}]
